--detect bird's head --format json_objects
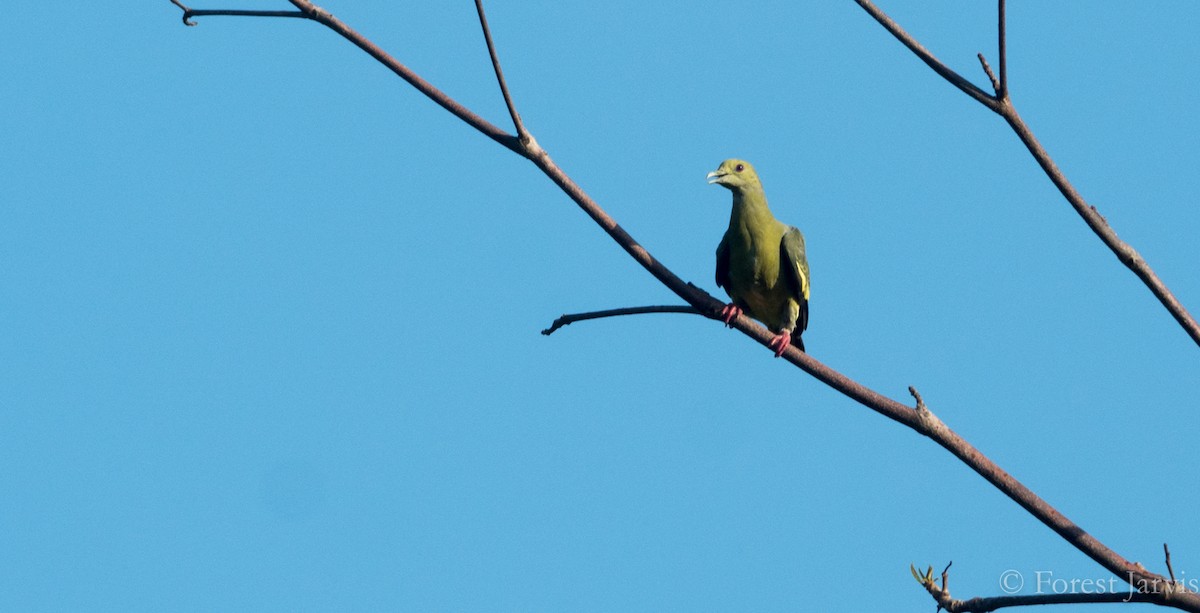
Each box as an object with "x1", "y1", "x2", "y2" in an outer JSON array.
[{"x1": 706, "y1": 159, "x2": 761, "y2": 193}]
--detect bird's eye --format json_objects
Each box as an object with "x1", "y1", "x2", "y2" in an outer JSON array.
[{"x1": 735, "y1": 163, "x2": 745, "y2": 172}]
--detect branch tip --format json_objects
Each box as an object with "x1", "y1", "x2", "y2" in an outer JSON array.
[
  {"x1": 977, "y1": 53, "x2": 1000, "y2": 95},
  {"x1": 169, "y1": 0, "x2": 198, "y2": 26},
  {"x1": 908, "y1": 385, "x2": 925, "y2": 410},
  {"x1": 541, "y1": 315, "x2": 569, "y2": 336}
]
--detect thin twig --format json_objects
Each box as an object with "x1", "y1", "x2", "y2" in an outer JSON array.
[
  {"x1": 854, "y1": 0, "x2": 1200, "y2": 348},
  {"x1": 998, "y1": 0, "x2": 1008, "y2": 99},
  {"x1": 188, "y1": 9, "x2": 307, "y2": 20},
  {"x1": 169, "y1": 0, "x2": 305, "y2": 26},
  {"x1": 474, "y1": 0, "x2": 528, "y2": 142},
  {"x1": 978, "y1": 53, "x2": 1000, "y2": 95},
  {"x1": 908, "y1": 385, "x2": 926, "y2": 410},
  {"x1": 1166, "y1": 543, "x2": 1177, "y2": 586},
  {"x1": 542, "y1": 305, "x2": 701, "y2": 336}
]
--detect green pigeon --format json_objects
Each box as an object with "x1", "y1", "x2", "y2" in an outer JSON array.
[{"x1": 708, "y1": 159, "x2": 809, "y2": 356}]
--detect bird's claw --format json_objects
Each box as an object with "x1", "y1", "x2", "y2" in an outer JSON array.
[
  {"x1": 720, "y1": 304, "x2": 743, "y2": 326},
  {"x1": 769, "y1": 334, "x2": 790, "y2": 358}
]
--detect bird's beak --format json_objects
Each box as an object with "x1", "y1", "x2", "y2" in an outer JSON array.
[{"x1": 706, "y1": 171, "x2": 725, "y2": 185}]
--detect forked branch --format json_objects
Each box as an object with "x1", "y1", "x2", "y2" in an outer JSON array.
[
  {"x1": 911, "y1": 546, "x2": 1190, "y2": 611},
  {"x1": 922, "y1": 574, "x2": 1161, "y2": 613},
  {"x1": 854, "y1": 0, "x2": 1200, "y2": 348}
]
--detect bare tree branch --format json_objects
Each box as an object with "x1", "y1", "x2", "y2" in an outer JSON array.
[
  {"x1": 168, "y1": 0, "x2": 303, "y2": 26},
  {"x1": 541, "y1": 306, "x2": 702, "y2": 336},
  {"x1": 171, "y1": 2, "x2": 1200, "y2": 610},
  {"x1": 913, "y1": 561, "x2": 1177, "y2": 612},
  {"x1": 998, "y1": 0, "x2": 1008, "y2": 99},
  {"x1": 474, "y1": 0, "x2": 528, "y2": 142},
  {"x1": 978, "y1": 53, "x2": 1000, "y2": 95},
  {"x1": 946, "y1": 589, "x2": 1161, "y2": 612},
  {"x1": 1167, "y1": 543, "x2": 1178, "y2": 587},
  {"x1": 853, "y1": 0, "x2": 1200, "y2": 348}
]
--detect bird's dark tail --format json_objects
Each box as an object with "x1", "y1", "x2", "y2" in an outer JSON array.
[{"x1": 792, "y1": 330, "x2": 806, "y2": 353}]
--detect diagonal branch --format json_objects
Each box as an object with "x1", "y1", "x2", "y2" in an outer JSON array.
[
  {"x1": 172, "y1": 3, "x2": 1200, "y2": 610},
  {"x1": 997, "y1": 103, "x2": 1200, "y2": 347},
  {"x1": 854, "y1": 0, "x2": 1200, "y2": 348}
]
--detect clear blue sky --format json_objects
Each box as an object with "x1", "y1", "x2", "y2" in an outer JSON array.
[{"x1": 3, "y1": 2, "x2": 1197, "y2": 611}]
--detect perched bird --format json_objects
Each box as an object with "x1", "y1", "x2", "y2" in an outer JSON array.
[{"x1": 708, "y1": 159, "x2": 809, "y2": 356}]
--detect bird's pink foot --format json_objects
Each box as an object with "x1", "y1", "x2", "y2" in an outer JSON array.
[
  {"x1": 720, "y1": 304, "x2": 743, "y2": 326},
  {"x1": 768, "y1": 333, "x2": 790, "y2": 357}
]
